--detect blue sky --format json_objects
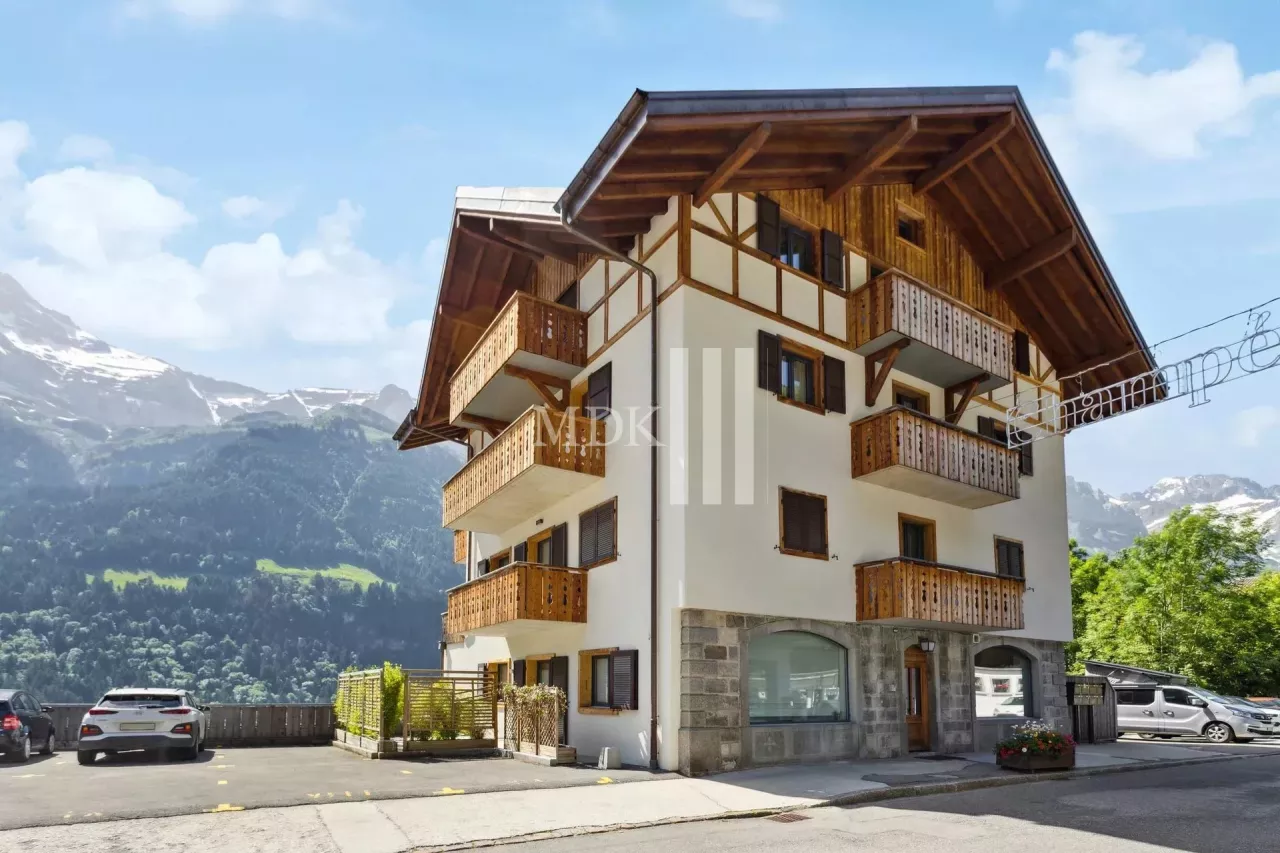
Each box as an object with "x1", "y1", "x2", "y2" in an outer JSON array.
[{"x1": 2, "y1": 0, "x2": 1280, "y2": 493}]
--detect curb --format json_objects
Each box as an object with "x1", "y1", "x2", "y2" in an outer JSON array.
[{"x1": 417, "y1": 751, "x2": 1277, "y2": 852}]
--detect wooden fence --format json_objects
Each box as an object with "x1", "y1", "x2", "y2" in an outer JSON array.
[
  {"x1": 403, "y1": 670, "x2": 496, "y2": 745},
  {"x1": 47, "y1": 703, "x2": 335, "y2": 749}
]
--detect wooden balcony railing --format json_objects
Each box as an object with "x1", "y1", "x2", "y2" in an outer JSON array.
[
  {"x1": 850, "y1": 406, "x2": 1019, "y2": 507},
  {"x1": 453, "y1": 529, "x2": 468, "y2": 564},
  {"x1": 856, "y1": 558, "x2": 1024, "y2": 631},
  {"x1": 449, "y1": 292, "x2": 587, "y2": 424},
  {"x1": 850, "y1": 271, "x2": 1013, "y2": 386},
  {"x1": 446, "y1": 563, "x2": 588, "y2": 636},
  {"x1": 441, "y1": 406, "x2": 607, "y2": 531}
]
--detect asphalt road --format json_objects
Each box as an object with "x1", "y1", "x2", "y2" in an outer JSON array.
[
  {"x1": 508, "y1": 754, "x2": 1280, "y2": 853},
  {"x1": 0, "y1": 745, "x2": 664, "y2": 830}
]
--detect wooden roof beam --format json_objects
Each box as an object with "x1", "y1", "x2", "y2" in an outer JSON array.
[
  {"x1": 490, "y1": 221, "x2": 580, "y2": 265},
  {"x1": 986, "y1": 228, "x2": 1078, "y2": 291},
  {"x1": 437, "y1": 303, "x2": 488, "y2": 332},
  {"x1": 597, "y1": 217, "x2": 658, "y2": 237},
  {"x1": 693, "y1": 122, "x2": 772, "y2": 208},
  {"x1": 824, "y1": 115, "x2": 917, "y2": 201},
  {"x1": 579, "y1": 198, "x2": 671, "y2": 221},
  {"x1": 913, "y1": 112, "x2": 1016, "y2": 195}
]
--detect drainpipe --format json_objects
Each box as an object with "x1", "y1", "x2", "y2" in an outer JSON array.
[{"x1": 559, "y1": 213, "x2": 661, "y2": 772}]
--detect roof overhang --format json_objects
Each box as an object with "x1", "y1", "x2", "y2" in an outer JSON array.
[{"x1": 556, "y1": 87, "x2": 1156, "y2": 392}]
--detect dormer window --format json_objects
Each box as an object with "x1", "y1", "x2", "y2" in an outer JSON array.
[
  {"x1": 897, "y1": 205, "x2": 926, "y2": 249},
  {"x1": 778, "y1": 222, "x2": 815, "y2": 275}
]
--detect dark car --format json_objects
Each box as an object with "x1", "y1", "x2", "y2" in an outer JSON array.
[{"x1": 0, "y1": 689, "x2": 56, "y2": 763}]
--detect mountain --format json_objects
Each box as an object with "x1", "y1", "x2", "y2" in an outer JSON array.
[
  {"x1": 0, "y1": 273, "x2": 459, "y2": 704},
  {"x1": 0, "y1": 273, "x2": 414, "y2": 430},
  {"x1": 1067, "y1": 474, "x2": 1280, "y2": 564}
]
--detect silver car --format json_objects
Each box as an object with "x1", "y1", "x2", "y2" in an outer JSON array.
[
  {"x1": 78, "y1": 688, "x2": 209, "y2": 765},
  {"x1": 1116, "y1": 684, "x2": 1274, "y2": 743}
]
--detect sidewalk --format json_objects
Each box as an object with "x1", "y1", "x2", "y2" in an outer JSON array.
[{"x1": 1, "y1": 741, "x2": 1269, "y2": 853}]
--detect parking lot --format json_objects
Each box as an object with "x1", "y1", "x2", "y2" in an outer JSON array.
[{"x1": 0, "y1": 746, "x2": 666, "y2": 830}]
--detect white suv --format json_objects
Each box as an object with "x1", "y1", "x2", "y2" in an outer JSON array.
[{"x1": 78, "y1": 688, "x2": 208, "y2": 765}]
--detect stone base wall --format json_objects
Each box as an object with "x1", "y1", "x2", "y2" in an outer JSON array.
[{"x1": 679, "y1": 608, "x2": 991, "y2": 775}]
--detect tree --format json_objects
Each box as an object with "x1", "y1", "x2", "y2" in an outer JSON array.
[
  {"x1": 1076, "y1": 507, "x2": 1278, "y2": 696},
  {"x1": 1066, "y1": 539, "x2": 1112, "y2": 672}
]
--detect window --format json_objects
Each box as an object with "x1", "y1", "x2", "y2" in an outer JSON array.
[
  {"x1": 892, "y1": 382, "x2": 929, "y2": 414},
  {"x1": 757, "y1": 332, "x2": 846, "y2": 414},
  {"x1": 780, "y1": 348, "x2": 816, "y2": 407},
  {"x1": 899, "y1": 514, "x2": 936, "y2": 562},
  {"x1": 995, "y1": 538, "x2": 1025, "y2": 579},
  {"x1": 578, "y1": 498, "x2": 617, "y2": 567},
  {"x1": 557, "y1": 281, "x2": 579, "y2": 310},
  {"x1": 1116, "y1": 688, "x2": 1157, "y2": 707},
  {"x1": 748, "y1": 631, "x2": 848, "y2": 724},
  {"x1": 780, "y1": 488, "x2": 827, "y2": 559},
  {"x1": 496, "y1": 662, "x2": 509, "y2": 686},
  {"x1": 537, "y1": 660, "x2": 552, "y2": 686},
  {"x1": 578, "y1": 648, "x2": 639, "y2": 712},
  {"x1": 974, "y1": 677, "x2": 985, "y2": 695},
  {"x1": 974, "y1": 646, "x2": 1033, "y2": 719},
  {"x1": 1161, "y1": 688, "x2": 1195, "y2": 706},
  {"x1": 897, "y1": 206, "x2": 925, "y2": 249},
  {"x1": 755, "y1": 195, "x2": 815, "y2": 275},
  {"x1": 489, "y1": 549, "x2": 511, "y2": 571},
  {"x1": 586, "y1": 363, "x2": 612, "y2": 419}
]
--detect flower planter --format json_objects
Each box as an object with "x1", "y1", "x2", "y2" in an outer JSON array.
[{"x1": 997, "y1": 745, "x2": 1075, "y2": 772}]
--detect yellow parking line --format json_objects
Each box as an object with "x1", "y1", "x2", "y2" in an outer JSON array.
[
  {"x1": 435, "y1": 787, "x2": 465, "y2": 795},
  {"x1": 206, "y1": 804, "x2": 244, "y2": 813},
  {"x1": 597, "y1": 777, "x2": 614, "y2": 784},
  {"x1": 363, "y1": 790, "x2": 372, "y2": 797},
  {"x1": 344, "y1": 791, "x2": 351, "y2": 798},
  {"x1": 212, "y1": 764, "x2": 234, "y2": 769},
  {"x1": 217, "y1": 780, "x2": 228, "y2": 786},
  {"x1": 400, "y1": 770, "x2": 412, "y2": 775},
  {"x1": 308, "y1": 793, "x2": 322, "y2": 799},
  {"x1": 13, "y1": 774, "x2": 44, "y2": 779}
]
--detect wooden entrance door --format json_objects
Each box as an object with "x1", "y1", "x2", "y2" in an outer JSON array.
[{"x1": 904, "y1": 645, "x2": 931, "y2": 752}]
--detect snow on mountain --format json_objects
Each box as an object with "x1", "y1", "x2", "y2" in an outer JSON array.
[
  {"x1": 0, "y1": 273, "x2": 413, "y2": 431},
  {"x1": 1067, "y1": 474, "x2": 1280, "y2": 565}
]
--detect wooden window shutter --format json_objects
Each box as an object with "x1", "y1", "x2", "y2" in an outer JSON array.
[
  {"x1": 1011, "y1": 543, "x2": 1024, "y2": 578},
  {"x1": 587, "y1": 363, "x2": 612, "y2": 417},
  {"x1": 597, "y1": 501, "x2": 616, "y2": 561},
  {"x1": 758, "y1": 330, "x2": 780, "y2": 393},
  {"x1": 512, "y1": 541, "x2": 527, "y2": 563},
  {"x1": 550, "y1": 656, "x2": 570, "y2": 693},
  {"x1": 757, "y1": 194, "x2": 781, "y2": 258},
  {"x1": 477, "y1": 558, "x2": 490, "y2": 576},
  {"x1": 820, "y1": 229, "x2": 844, "y2": 289},
  {"x1": 579, "y1": 507, "x2": 598, "y2": 566},
  {"x1": 550, "y1": 523, "x2": 568, "y2": 567},
  {"x1": 996, "y1": 541, "x2": 1009, "y2": 576},
  {"x1": 1018, "y1": 436, "x2": 1034, "y2": 476},
  {"x1": 609, "y1": 649, "x2": 639, "y2": 710},
  {"x1": 576, "y1": 651, "x2": 591, "y2": 710},
  {"x1": 814, "y1": 495, "x2": 828, "y2": 554},
  {"x1": 977, "y1": 416, "x2": 996, "y2": 439},
  {"x1": 781, "y1": 490, "x2": 802, "y2": 551},
  {"x1": 1014, "y1": 331, "x2": 1031, "y2": 375},
  {"x1": 823, "y1": 355, "x2": 846, "y2": 413},
  {"x1": 512, "y1": 659, "x2": 526, "y2": 687}
]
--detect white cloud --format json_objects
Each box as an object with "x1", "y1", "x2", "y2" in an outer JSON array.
[
  {"x1": 58, "y1": 134, "x2": 115, "y2": 163},
  {"x1": 1234, "y1": 405, "x2": 1280, "y2": 448},
  {"x1": 0, "y1": 132, "x2": 432, "y2": 391},
  {"x1": 1046, "y1": 32, "x2": 1280, "y2": 160},
  {"x1": 121, "y1": 0, "x2": 335, "y2": 23},
  {"x1": 0, "y1": 121, "x2": 32, "y2": 180},
  {"x1": 221, "y1": 194, "x2": 290, "y2": 225},
  {"x1": 723, "y1": 0, "x2": 781, "y2": 21}
]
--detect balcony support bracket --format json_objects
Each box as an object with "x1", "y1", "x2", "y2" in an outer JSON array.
[
  {"x1": 469, "y1": 414, "x2": 512, "y2": 438},
  {"x1": 865, "y1": 339, "x2": 911, "y2": 407},
  {"x1": 945, "y1": 374, "x2": 986, "y2": 424},
  {"x1": 504, "y1": 365, "x2": 570, "y2": 412}
]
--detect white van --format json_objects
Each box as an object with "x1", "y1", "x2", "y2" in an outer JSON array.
[{"x1": 1116, "y1": 684, "x2": 1276, "y2": 743}]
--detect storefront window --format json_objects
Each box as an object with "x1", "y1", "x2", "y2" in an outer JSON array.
[
  {"x1": 974, "y1": 646, "x2": 1033, "y2": 719},
  {"x1": 748, "y1": 631, "x2": 848, "y2": 724}
]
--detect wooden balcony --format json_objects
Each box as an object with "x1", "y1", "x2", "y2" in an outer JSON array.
[
  {"x1": 446, "y1": 563, "x2": 588, "y2": 637},
  {"x1": 850, "y1": 272, "x2": 1013, "y2": 393},
  {"x1": 442, "y1": 406, "x2": 606, "y2": 533},
  {"x1": 856, "y1": 558, "x2": 1024, "y2": 632},
  {"x1": 452, "y1": 529, "x2": 468, "y2": 564},
  {"x1": 850, "y1": 407, "x2": 1019, "y2": 508},
  {"x1": 449, "y1": 292, "x2": 587, "y2": 427}
]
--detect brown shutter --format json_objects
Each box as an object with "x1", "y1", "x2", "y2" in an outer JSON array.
[
  {"x1": 512, "y1": 541, "x2": 527, "y2": 563},
  {"x1": 1014, "y1": 331, "x2": 1031, "y2": 375},
  {"x1": 609, "y1": 649, "x2": 639, "y2": 710},
  {"x1": 758, "y1": 331, "x2": 780, "y2": 393},
  {"x1": 550, "y1": 523, "x2": 568, "y2": 567},
  {"x1": 579, "y1": 507, "x2": 598, "y2": 566},
  {"x1": 587, "y1": 363, "x2": 612, "y2": 417},
  {"x1": 811, "y1": 494, "x2": 827, "y2": 555},
  {"x1": 512, "y1": 659, "x2": 526, "y2": 686},
  {"x1": 597, "y1": 500, "x2": 616, "y2": 561},
  {"x1": 977, "y1": 417, "x2": 996, "y2": 439},
  {"x1": 1018, "y1": 436, "x2": 1034, "y2": 476},
  {"x1": 757, "y1": 194, "x2": 781, "y2": 258},
  {"x1": 551, "y1": 656, "x2": 570, "y2": 742},
  {"x1": 1011, "y1": 543, "x2": 1024, "y2": 579},
  {"x1": 823, "y1": 355, "x2": 846, "y2": 413},
  {"x1": 820, "y1": 228, "x2": 844, "y2": 289}
]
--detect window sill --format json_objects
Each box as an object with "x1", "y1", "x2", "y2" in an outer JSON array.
[
  {"x1": 779, "y1": 546, "x2": 829, "y2": 561},
  {"x1": 578, "y1": 707, "x2": 620, "y2": 716},
  {"x1": 895, "y1": 235, "x2": 927, "y2": 254},
  {"x1": 580, "y1": 555, "x2": 617, "y2": 570},
  {"x1": 775, "y1": 395, "x2": 825, "y2": 416}
]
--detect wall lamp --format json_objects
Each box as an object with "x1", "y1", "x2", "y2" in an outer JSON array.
[{"x1": 918, "y1": 638, "x2": 937, "y2": 653}]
